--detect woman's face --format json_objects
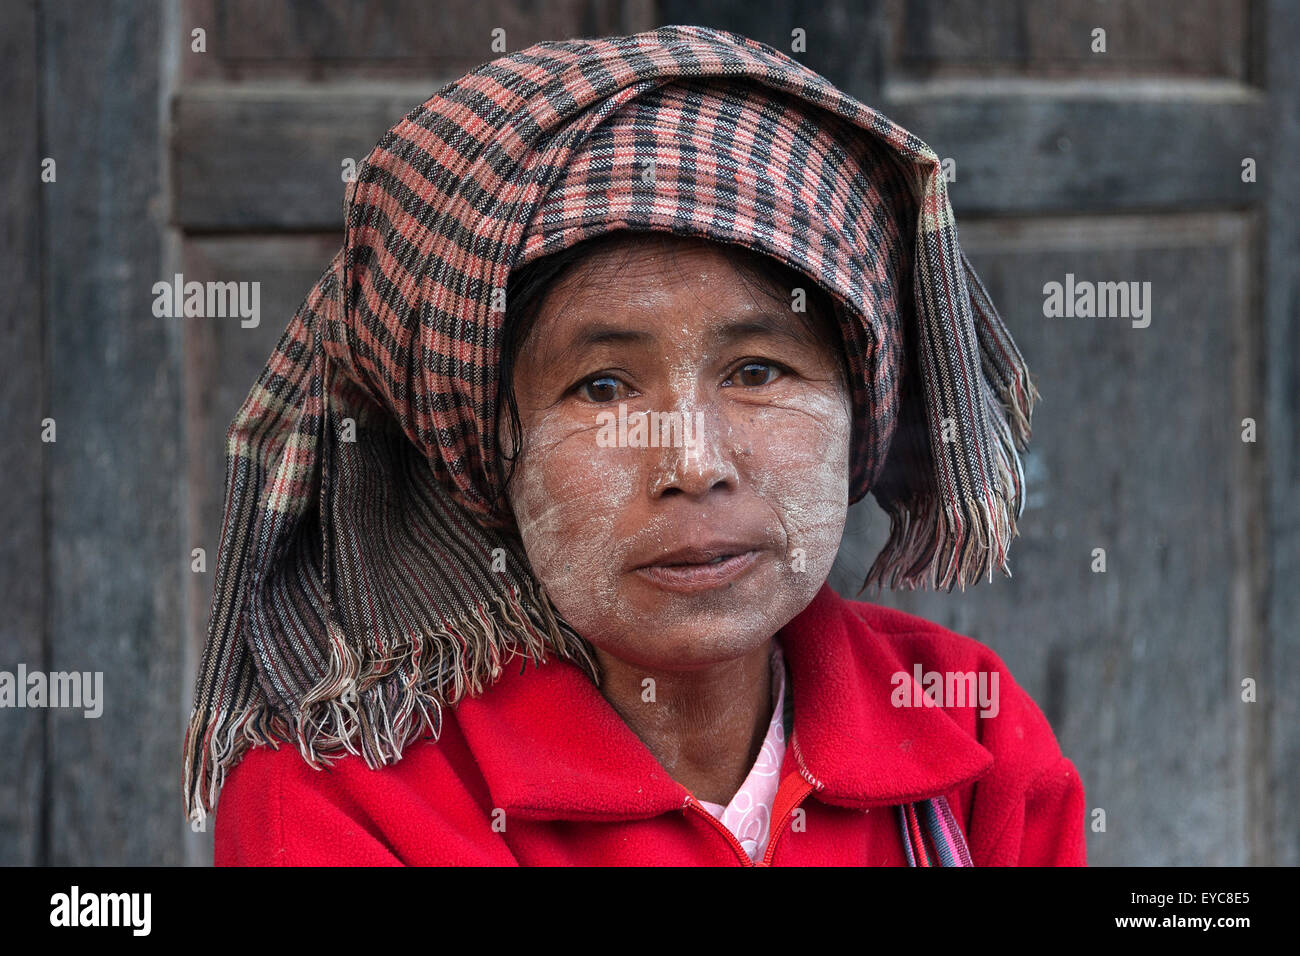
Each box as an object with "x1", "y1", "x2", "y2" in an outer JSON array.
[{"x1": 503, "y1": 234, "x2": 853, "y2": 674}]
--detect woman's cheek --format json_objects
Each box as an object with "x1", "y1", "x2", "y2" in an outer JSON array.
[
  {"x1": 508, "y1": 423, "x2": 641, "y2": 625},
  {"x1": 737, "y1": 395, "x2": 852, "y2": 583}
]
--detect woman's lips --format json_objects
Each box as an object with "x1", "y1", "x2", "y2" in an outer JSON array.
[{"x1": 631, "y1": 549, "x2": 761, "y2": 593}]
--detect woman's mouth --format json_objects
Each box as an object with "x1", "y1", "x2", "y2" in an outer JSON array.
[{"x1": 631, "y1": 549, "x2": 761, "y2": 593}]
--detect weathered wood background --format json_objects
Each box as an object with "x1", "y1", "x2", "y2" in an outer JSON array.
[{"x1": 1, "y1": 0, "x2": 1295, "y2": 865}]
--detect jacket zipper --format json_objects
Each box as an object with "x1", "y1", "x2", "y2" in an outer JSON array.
[
  {"x1": 684, "y1": 796, "x2": 757, "y2": 866},
  {"x1": 683, "y1": 728, "x2": 821, "y2": 866},
  {"x1": 758, "y1": 782, "x2": 814, "y2": 866},
  {"x1": 759, "y1": 727, "x2": 823, "y2": 865}
]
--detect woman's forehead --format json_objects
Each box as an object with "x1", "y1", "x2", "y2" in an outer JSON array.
[
  {"x1": 531, "y1": 244, "x2": 825, "y2": 349},
  {"x1": 535, "y1": 235, "x2": 811, "y2": 321}
]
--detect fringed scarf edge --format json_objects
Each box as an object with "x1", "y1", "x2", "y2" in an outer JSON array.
[
  {"x1": 863, "y1": 329, "x2": 1041, "y2": 593},
  {"x1": 181, "y1": 574, "x2": 598, "y2": 832}
]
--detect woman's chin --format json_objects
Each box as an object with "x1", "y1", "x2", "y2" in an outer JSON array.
[
  {"x1": 557, "y1": 558, "x2": 821, "y2": 670},
  {"x1": 590, "y1": 623, "x2": 778, "y2": 672}
]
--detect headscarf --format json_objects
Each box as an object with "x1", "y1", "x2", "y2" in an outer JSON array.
[{"x1": 183, "y1": 24, "x2": 1038, "y2": 829}]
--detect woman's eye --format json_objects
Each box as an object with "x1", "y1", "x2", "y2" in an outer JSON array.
[
  {"x1": 728, "y1": 362, "x2": 782, "y2": 388},
  {"x1": 578, "y1": 375, "x2": 625, "y2": 403}
]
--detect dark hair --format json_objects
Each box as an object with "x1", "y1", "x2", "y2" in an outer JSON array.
[{"x1": 493, "y1": 230, "x2": 847, "y2": 513}]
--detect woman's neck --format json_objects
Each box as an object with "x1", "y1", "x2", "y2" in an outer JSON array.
[{"x1": 594, "y1": 638, "x2": 775, "y2": 805}]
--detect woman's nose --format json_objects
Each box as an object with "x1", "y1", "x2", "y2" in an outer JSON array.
[{"x1": 645, "y1": 398, "x2": 739, "y2": 499}]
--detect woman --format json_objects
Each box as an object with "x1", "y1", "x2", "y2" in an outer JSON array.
[{"x1": 185, "y1": 24, "x2": 1085, "y2": 866}]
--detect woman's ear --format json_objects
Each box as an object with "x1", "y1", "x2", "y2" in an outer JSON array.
[
  {"x1": 490, "y1": 402, "x2": 520, "y2": 525},
  {"x1": 496, "y1": 403, "x2": 517, "y2": 461}
]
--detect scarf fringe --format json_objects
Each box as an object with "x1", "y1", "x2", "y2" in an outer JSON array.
[
  {"x1": 181, "y1": 574, "x2": 598, "y2": 833},
  {"x1": 862, "y1": 360, "x2": 1040, "y2": 593}
]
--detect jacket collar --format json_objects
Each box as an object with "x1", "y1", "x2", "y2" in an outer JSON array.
[{"x1": 451, "y1": 582, "x2": 993, "y2": 821}]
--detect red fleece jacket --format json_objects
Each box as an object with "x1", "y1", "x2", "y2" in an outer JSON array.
[{"x1": 214, "y1": 583, "x2": 1087, "y2": 866}]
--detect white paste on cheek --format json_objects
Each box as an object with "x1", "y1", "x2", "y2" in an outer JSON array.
[
  {"x1": 740, "y1": 385, "x2": 854, "y2": 586},
  {"x1": 507, "y1": 407, "x2": 641, "y2": 635}
]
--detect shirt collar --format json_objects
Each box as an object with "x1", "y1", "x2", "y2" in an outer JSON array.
[{"x1": 451, "y1": 582, "x2": 994, "y2": 820}]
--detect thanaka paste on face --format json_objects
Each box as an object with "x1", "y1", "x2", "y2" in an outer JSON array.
[{"x1": 504, "y1": 237, "x2": 853, "y2": 674}]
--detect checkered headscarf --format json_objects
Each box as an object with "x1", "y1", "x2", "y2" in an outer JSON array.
[{"x1": 184, "y1": 24, "x2": 1037, "y2": 828}]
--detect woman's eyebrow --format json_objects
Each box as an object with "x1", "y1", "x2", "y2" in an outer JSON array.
[
  {"x1": 565, "y1": 323, "x2": 655, "y2": 351},
  {"x1": 537, "y1": 322, "x2": 652, "y2": 370},
  {"x1": 712, "y1": 313, "x2": 820, "y2": 350}
]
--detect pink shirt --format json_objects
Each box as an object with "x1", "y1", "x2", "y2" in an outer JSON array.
[{"x1": 697, "y1": 640, "x2": 788, "y2": 861}]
